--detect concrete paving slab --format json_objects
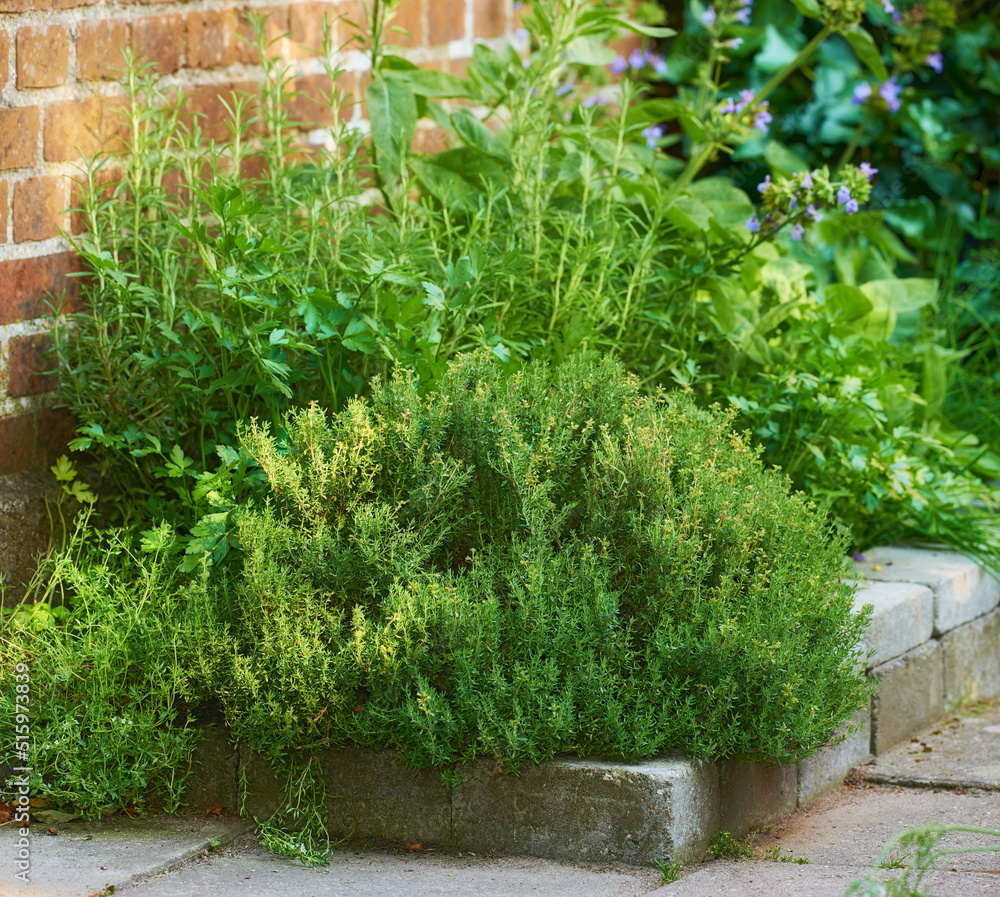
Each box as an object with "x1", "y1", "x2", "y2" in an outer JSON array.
[
  {"x1": 866, "y1": 699, "x2": 1000, "y2": 791},
  {"x1": 649, "y1": 785, "x2": 1000, "y2": 897},
  {"x1": 119, "y1": 835, "x2": 663, "y2": 897},
  {"x1": 0, "y1": 815, "x2": 248, "y2": 897},
  {"x1": 852, "y1": 546, "x2": 1000, "y2": 635}
]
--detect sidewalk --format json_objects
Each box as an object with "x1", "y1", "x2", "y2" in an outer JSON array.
[{"x1": 4, "y1": 701, "x2": 1000, "y2": 897}]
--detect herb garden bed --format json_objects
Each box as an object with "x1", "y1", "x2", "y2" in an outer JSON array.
[{"x1": 166, "y1": 545, "x2": 999, "y2": 867}]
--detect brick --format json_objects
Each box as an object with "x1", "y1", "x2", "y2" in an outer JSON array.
[
  {"x1": 285, "y1": 73, "x2": 349, "y2": 128},
  {"x1": 183, "y1": 82, "x2": 260, "y2": 143},
  {"x1": 13, "y1": 177, "x2": 67, "y2": 243},
  {"x1": 236, "y1": 6, "x2": 288, "y2": 64},
  {"x1": 0, "y1": 0, "x2": 32, "y2": 12},
  {"x1": 44, "y1": 97, "x2": 128, "y2": 162},
  {"x1": 0, "y1": 414, "x2": 35, "y2": 477},
  {"x1": 51, "y1": 0, "x2": 100, "y2": 9},
  {"x1": 16, "y1": 25, "x2": 70, "y2": 89},
  {"x1": 0, "y1": 107, "x2": 40, "y2": 171},
  {"x1": 427, "y1": 0, "x2": 464, "y2": 43},
  {"x1": 386, "y1": 0, "x2": 423, "y2": 47},
  {"x1": 0, "y1": 180, "x2": 7, "y2": 243},
  {"x1": 0, "y1": 31, "x2": 10, "y2": 90},
  {"x1": 0, "y1": 253, "x2": 82, "y2": 325},
  {"x1": 132, "y1": 14, "x2": 184, "y2": 75},
  {"x1": 7, "y1": 334, "x2": 53, "y2": 398},
  {"x1": 76, "y1": 18, "x2": 129, "y2": 81},
  {"x1": 336, "y1": 0, "x2": 366, "y2": 49},
  {"x1": 35, "y1": 408, "x2": 75, "y2": 468},
  {"x1": 474, "y1": 0, "x2": 505, "y2": 38},
  {"x1": 288, "y1": 3, "x2": 337, "y2": 58},
  {"x1": 869, "y1": 640, "x2": 944, "y2": 754},
  {"x1": 186, "y1": 9, "x2": 240, "y2": 69}
]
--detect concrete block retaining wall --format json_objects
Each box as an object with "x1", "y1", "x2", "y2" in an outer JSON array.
[{"x1": 173, "y1": 545, "x2": 1000, "y2": 867}]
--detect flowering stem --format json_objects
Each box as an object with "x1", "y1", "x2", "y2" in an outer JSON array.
[
  {"x1": 836, "y1": 107, "x2": 874, "y2": 170},
  {"x1": 749, "y1": 25, "x2": 834, "y2": 109},
  {"x1": 665, "y1": 141, "x2": 717, "y2": 200}
]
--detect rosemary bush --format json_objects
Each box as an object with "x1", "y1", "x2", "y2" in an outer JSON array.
[{"x1": 3, "y1": 353, "x2": 872, "y2": 861}]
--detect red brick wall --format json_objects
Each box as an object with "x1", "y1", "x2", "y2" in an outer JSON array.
[{"x1": 0, "y1": 0, "x2": 515, "y2": 476}]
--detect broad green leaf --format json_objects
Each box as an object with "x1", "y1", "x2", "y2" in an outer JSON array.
[
  {"x1": 859, "y1": 278, "x2": 938, "y2": 314},
  {"x1": 764, "y1": 141, "x2": 809, "y2": 178},
  {"x1": 367, "y1": 73, "x2": 417, "y2": 183},
  {"x1": 825, "y1": 284, "x2": 873, "y2": 321},
  {"x1": 756, "y1": 26, "x2": 806, "y2": 74},
  {"x1": 389, "y1": 69, "x2": 477, "y2": 99},
  {"x1": 844, "y1": 26, "x2": 889, "y2": 82},
  {"x1": 788, "y1": 0, "x2": 822, "y2": 17},
  {"x1": 611, "y1": 18, "x2": 675, "y2": 38},
  {"x1": 566, "y1": 36, "x2": 616, "y2": 66},
  {"x1": 451, "y1": 107, "x2": 510, "y2": 163}
]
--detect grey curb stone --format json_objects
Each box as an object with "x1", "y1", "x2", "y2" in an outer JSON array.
[
  {"x1": 870, "y1": 640, "x2": 944, "y2": 754},
  {"x1": 853, "y1": 546, "x2": 1000, "y2": 635},
  {"x1": 855, "y1": 580, "x2": 934, "y2": 669},
  {"x1": 452, "y1": 756, "x2": 720, "y2": 865},
  {"x1": 941, "y1": 607, "x2": 1000, "y2": 710},
  {"x1": 797, "y1": 706, "x2": 871, "y2": 807}
]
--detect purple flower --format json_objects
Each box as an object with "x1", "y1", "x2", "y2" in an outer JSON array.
[
  {"x1": 754, "y1": 109, "x2": 772, "y2": 133},
  {"x1": 651, "y1": 53, "x2": 668, "y2": 76},
  {"x1": 556, "y1": 82, "x2": 573, "y2": 97},
  {"x1": 642, "y1": 125, "x2": 664, "y2": 149},
  {"x1": 701, "y1": 6, "x2": 717, "y2": 26},
  {"x1": 845, "y1": 197, "x2": 860, "y2": 214},
  {"x1": 720, "y1": 98, "x2": 737, "y2": 114},
  {"x1": 734, "y1": 6, "x2": 752, "y2": 25},
  {"x1": 879, "y1": 77, "x2": 902, "y2": 113},
  {"x1": 757, "y1": 174, "x2": 771, "y2": 194},
  {"x1": 853, "y1": 551, "x2": 867, "y2": 562},
  {"x1": 582, "y1": 95, "x2": 598, "y2": 109},
  {"x1": 789, "y1": 196, "x2": 798, "y2": 210},
  {"x1": 727, "y1": 38, "x2": 743, "y2": 50},
  {"x1": 514, "y1": 27, "x2": 530, "y2": 44},
  {"x1": 858, "y1": 162, "x2": 879, "y2": 181},
  {"x1": 926, "y1": 52, "x2": 943, "y2": 74},
  {"x1": 837, "y1": 184, "x2": 852, "y2": 204},
  {"x1": 791, "y1": 223, "x2": 805, "y2": 241},
  {"x1": 746, "y1": 214, "x2": 761, "y2": 234},
  {"x1": 852, "y1": 82, "x2": 872, "y2": 105},
  {"x1": 629, "y1": 48, "x2": 647, "y2": 69},
  {"x1": 513, "y1": 1, "x2": 522, "y2": 9},
  {"x1": 806, "y1": 204, "x2": 823, "y2": 222},
  {"x1": 800, "y1": 171, "x2": 813, "y2": 190},
  {"x1": 882, "y1": 0, "x2": 895, "y2": 13},
  {"x1": 609, "y1": 55, "x2": 628, "y2": 75}
]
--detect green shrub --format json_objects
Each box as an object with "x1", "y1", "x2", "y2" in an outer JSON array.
[
  {"x1": 200, "y1": 351, "x2": 872, "y2": 769},
  {"x1": 2, "y1": 351, "x2": 872, "y2": 860}
]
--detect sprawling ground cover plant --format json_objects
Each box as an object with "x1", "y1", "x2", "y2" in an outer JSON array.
[
  {"x1": 2, "y1": 352, "x2": 874, "y2": 862},
  {"x1": 55, "y1": 0, "x2": 998, "y2": 567}
]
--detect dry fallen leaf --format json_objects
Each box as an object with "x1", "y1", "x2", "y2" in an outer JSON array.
[
  {"x1": 48, "y1": 826, "x2": 58, "y2": 836},
  {"x1": 205, "y1": 803, "x2": 228, "y2": 817},
  {"x1": 0, "y1": 808, "x2": 10, "y2": 825},
  {"x1": 405, "y1": 844, "x2": 425, "y2": 851}
]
